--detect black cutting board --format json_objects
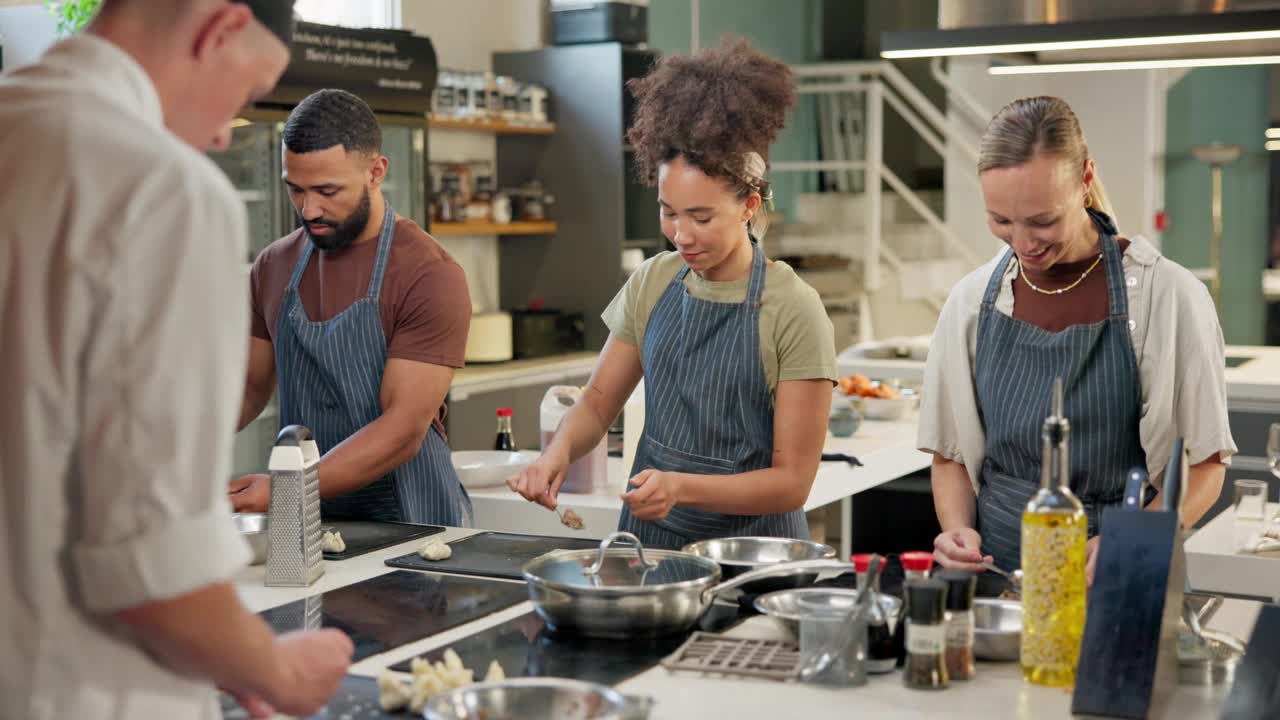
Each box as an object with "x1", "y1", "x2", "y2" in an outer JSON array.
[
  {"x1": 258, "y1": 570, "x2": 528, "y2": 663},
  {"x1": 322, "y1": 520, "x2": 444, "y2": 560},
  {"x1": 384, "y1": 531, "x2": 602, "y2": 581}
]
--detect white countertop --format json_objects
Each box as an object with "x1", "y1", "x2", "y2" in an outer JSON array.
[
  {"x1": 449, "y1": 352, "x2": 598, "y2": 400},
  {"x1": 465, "y1": 414, "x2": 930, "y2": 541},
  {"x1": 838, "y1": 344, "x2": 1280, "y2": 404},
  {"x1": 1186, "y1": 502, "x2": 1280, "y2": 602},
  {"x1": 232, "y1": 520, "x2": 1262, "y2": 719},
  {"x1": 1221, "y1": 345, "x2": 1280, "y2": 405}
]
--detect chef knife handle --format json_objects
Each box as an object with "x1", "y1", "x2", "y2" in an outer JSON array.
[
  {"x1": 1122, "y1": 468, "x2": 1149, "y2": 511},
  {"x1": 275, "y1": 424, "x2": 314, "y2": 447}
]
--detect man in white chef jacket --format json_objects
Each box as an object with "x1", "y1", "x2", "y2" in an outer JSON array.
[{"x1": 0, "y1": 2, "x2": 354, "y2": 719}]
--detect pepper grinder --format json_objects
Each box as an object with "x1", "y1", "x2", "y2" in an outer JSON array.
[{"x1": 265, "y1": 424, "x2": 325, "y2": 587}]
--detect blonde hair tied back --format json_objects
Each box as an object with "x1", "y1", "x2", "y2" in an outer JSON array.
[{"x1": 978, "y1": 96, "x2": 1117, "y2": 228}]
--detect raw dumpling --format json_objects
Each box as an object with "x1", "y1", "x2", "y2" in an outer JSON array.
[
  {"x1": 447, "y1": 668, "x2": 474, "y2": 690},
  {"x1": 484, "y1": 660, "x2": 506, "y2": 682},
  {"x1": 410, "y1": 656, "x2": 433, "y2": 677},
  {"x1": 559, "y1": 508, "x2": 585, "y2": 531},
  {"x1": 408, "y1": 670, "x2": 447, "y2": 714},
  {"x1": 321, "y1": 529, "x2": 346, "y2": 553},
  {"x1": 376, "y1": 669, "x2": 411, "y2": 712},
  {"x1": 418, "y1": 538, "x2": 452, "y2": 561},
  {"x1": 442, "y1": 648, "x2": 465, "y2": 672}
]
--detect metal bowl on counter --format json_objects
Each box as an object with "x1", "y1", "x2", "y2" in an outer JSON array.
[
  {"x1": 423, "y1": 677, "x2": 653, "y2": 720},
  {"x1": 754, "y1": 587, "x2": 902, "y2": 643},
  {"x1": 682, "y1": 537, "x2": 837, "y2": 595},
  {"x1": 974, "y1": 598, "x2": 1021, "y2": 661},
  {"x1": 233, "y1": 512, "x2": 268, "y2": 565}
]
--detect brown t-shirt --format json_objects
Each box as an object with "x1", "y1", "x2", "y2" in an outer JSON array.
[
  {"x1": 250, "y1": 217, "x2": 471, "y2": 429},
  {"x1": 1012, "y1": 238, "x2": 1131, "y2": 333}
]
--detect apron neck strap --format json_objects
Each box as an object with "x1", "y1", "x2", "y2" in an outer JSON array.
[
  {"x1": 283, "y1": 203, "x2": 397, "y2": 298},
  {"x1": 673, "y1": 238, "x2": 767, "y2": 307}
]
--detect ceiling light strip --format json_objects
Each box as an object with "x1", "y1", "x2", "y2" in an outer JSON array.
[
  {"x1": 988, "y1": 54, "x2": 1280, "y2": 74},
  {"x1": 884, "y1": 29, "x2": 1280, "y2": 59}
]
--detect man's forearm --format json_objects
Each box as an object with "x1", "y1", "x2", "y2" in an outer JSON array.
[
  {"x1": 237, "y1": 385, "x2": 272, "y2": 432},
  {"x1": 117, "y1": 582, "x2": 284, "y2": 701},
  {"x1": 316, "y1": 411, "x2": 427, "y2": 498}
]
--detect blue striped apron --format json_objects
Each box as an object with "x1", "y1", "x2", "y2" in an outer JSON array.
[
  {"x1": 973, "y1": 209, "x2": 1145, "y2": 571},
  {"x1": 274, "y1": 204, "x2": 473, "y2": 526},
  {"x1": 618, "y1": 241, "x2": 808, "y2": 549}
]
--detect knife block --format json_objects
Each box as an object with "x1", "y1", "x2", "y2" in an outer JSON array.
[
  {"x1": 265, "y1": 425, "x2": 325, "y2": 588},
  {"x1": 1071, "y1": 508, "x2": 1185, "y2": 719}
]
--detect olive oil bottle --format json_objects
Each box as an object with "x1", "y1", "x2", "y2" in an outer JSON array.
[{"x1": 1021, "y1": 378, "x2": 1087, "y2": 688}]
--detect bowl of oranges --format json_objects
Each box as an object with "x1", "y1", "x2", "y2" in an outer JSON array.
[{"x1": 836, "y1": 374, "x2": 915, "y2": 421}]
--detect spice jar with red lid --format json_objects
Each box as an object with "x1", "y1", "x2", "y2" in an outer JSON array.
[{"x1": 893, "y1": 551, "x2": 936, "y2": 666}]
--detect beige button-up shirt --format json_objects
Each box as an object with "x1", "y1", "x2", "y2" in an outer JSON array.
[
  {"x1": 917, "y1": 235, "x2": 1237, "y2": 491},
  {"x1": 0, "y1": 36, "x2": 251, "y2": 719}
]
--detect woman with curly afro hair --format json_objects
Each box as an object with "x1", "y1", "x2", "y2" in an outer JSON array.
[{"x1": 509, "y1": 38, "x2": 838, "y2": 548}]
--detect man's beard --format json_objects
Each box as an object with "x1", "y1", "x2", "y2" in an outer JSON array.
[{"x1": 301, "y1": 187, "x2": 372, "y2": 252}]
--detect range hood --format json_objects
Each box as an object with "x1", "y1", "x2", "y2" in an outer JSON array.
[{"x1": 882, "y1": 0, "x2": 1280, "y2": 73}]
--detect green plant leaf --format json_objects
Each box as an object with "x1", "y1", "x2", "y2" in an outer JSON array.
[{"x1": 43, "y1": 0, "x2": 102, "y2": 38}]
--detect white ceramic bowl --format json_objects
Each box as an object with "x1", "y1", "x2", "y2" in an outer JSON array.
[
  {"x1": 451, "y1": 450, "x2": 536, "y2": 489},
  {"x1": 856, "y1": 396, "x2": 912, "y2": 421}
]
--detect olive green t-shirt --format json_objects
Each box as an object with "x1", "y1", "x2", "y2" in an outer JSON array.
[{"x1": 601, "y1": 251, "x2": 838, "y2": 398}]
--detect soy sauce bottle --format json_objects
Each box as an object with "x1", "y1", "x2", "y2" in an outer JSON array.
[
  {"x1": 852, "y1": 553, "x2": 897, "y2": 674},
  {"x1": 494, "y1": 407, "x2": 516, "y2": 451}
]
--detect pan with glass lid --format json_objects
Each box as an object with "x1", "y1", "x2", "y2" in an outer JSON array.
[{"x1": 521, "y1": 531, "x2": 853, "y2": 638}]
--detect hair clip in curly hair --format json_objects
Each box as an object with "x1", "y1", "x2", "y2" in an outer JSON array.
[{"x1": 761, "y1": 186, "x2": 775, "y2": 212}]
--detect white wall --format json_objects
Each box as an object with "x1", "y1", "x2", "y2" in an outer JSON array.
[
  {"x1": 400, "y1": 0, "x2": 546, "y2": 312},
  {"x1": 943, "y1": 58, "x2": 1172, "y2": 265},
  {"x1": 0, "y1": 5, "x2": 56, "y2": 70}
]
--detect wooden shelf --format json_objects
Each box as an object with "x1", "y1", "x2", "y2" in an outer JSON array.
[
  {"x1": 431, "y1": 221, "x2": 557, "y2": 236},
  {"x1": 428, "y1": 114, "x2": 555, "y2": 135}
]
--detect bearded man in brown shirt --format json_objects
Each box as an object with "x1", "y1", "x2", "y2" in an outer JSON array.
[{"x1": 230, "y1": 89, "x2": 474, "y2": 526}]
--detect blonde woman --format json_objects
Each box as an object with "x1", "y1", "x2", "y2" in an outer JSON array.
[{"x1": 919, "y1": 96, "x2": 1236, "y2": 585}]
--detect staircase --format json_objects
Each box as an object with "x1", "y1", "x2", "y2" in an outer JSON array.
[{"x1": 767, "y1": 60, "x2": 992, "y2": 346}]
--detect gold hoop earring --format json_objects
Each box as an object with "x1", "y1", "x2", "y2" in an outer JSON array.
[{"x1": 1084, "y1": 194, "x2": 1093, "y2": 209}]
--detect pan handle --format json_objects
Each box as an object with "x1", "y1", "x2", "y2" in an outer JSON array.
[
  {"x1": 584, "y1": 531, "x2": 660, "y2": 576},
  {"x1": 703, "y1": 559, "x2": 855, "y2": 600}
]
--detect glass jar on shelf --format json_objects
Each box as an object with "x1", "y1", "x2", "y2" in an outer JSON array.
[
  {"x1": 468, "y1": 175, "x2": 495, "y2": 223},
  {"x1": 433, "y1": 69, "x2": 457, "y2": 116},
  {"x1": 436, "y1": 172, "x2": 464, "y2": 224}
]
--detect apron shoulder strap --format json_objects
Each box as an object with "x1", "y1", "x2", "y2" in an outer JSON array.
[
  {"x1": 1099, "y1": 233, "x2": 1129, "y2": 320},
  {"x1": 981, "y1": 249, "x2": 1016, "y2": 310},
  {"x1": 745, "y1": 240, "x2": 766, "y2": 309},
  {"x1": 366, "y1": 204, "x2": 397, "y2": 301},
  {"x1": 286, "y1": 236, "x2": 315, "y2": 292}
]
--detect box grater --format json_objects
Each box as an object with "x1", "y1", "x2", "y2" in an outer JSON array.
[{"x1": 265, "y1": 424, "x2": 325, "y2": 587}]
